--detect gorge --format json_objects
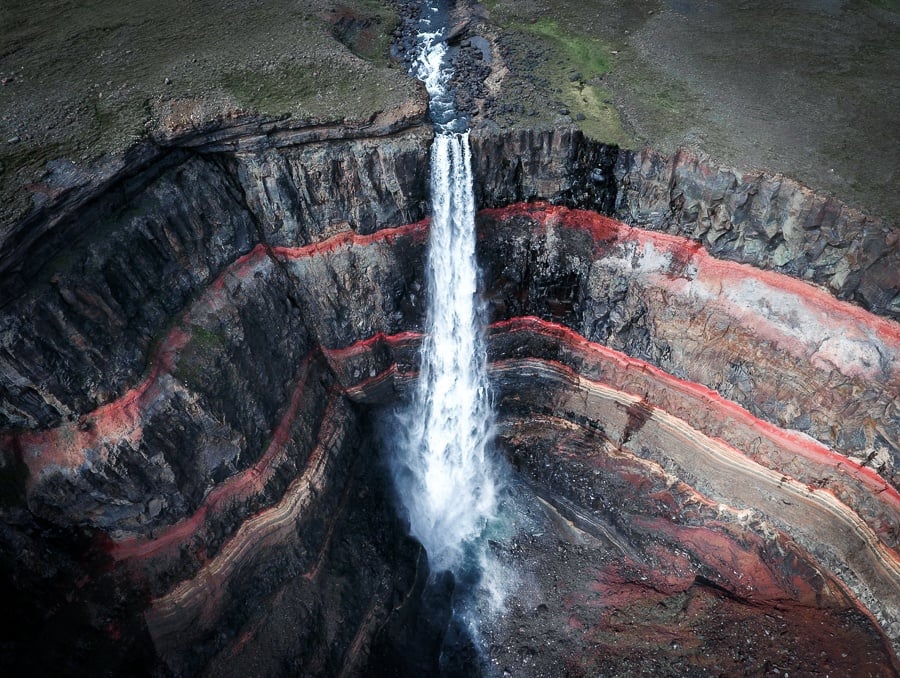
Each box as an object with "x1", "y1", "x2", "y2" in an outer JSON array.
[{"x1": 1, "y1": 0, "x2": 899, "y2": 676}]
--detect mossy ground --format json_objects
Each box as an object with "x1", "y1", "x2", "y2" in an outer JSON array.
[
  {"x1": 484, "y1": 0, "x2": 899, "y2": 221},
  {"x1": 481, "y1": 0, "x2": 655, "y2": 145},
  {"x1": 519, "y1": 19, "x2": 612, "y2": 79},
  {"x1": 0, "y1": 0, "x2": 420, "y2": 230},
  {"x1": 868, "y1": 0, "x2": 900, "y2": 11},
  {"x1": 219, "y1": 64, "x2": 359, "y2": 119},
  {"x1": 510, "y1": 19, "x2": 630, "y2": 145},
  {"x1": 2, "y1": 0, "x2": 898, "y2": 223}
]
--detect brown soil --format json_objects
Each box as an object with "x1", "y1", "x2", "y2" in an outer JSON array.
[
  {"x1": 482, "y1": 0, "x2": 900, "y2": 221},
  {"x1": 0, "y1": 0, "x2": 420, "y2": 230}
]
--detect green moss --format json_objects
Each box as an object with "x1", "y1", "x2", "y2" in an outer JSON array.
[
  {"x1": 621, "y1": 68, "x2": 685, "y2": 117},
  {"x1": 0, "y1": 140, "x2": 64, "y2": 177},
  {"x1": 868, "y1": 0, "x2": 900, "y2": 12},
  {"x1": 173, "y1": 324, "x2": 226, "y2": 389},
  {"x1": 189, "y1": 325, "x2": 224, "y2": 352},
  {"x1": 221, "y1": 65, "x2": 337, "y2": 117},
  {"x1": 500, "y1": 20, "x2": 630, "y2": 145},
  {"x1": 565, "y1": 82, "x2": 631, "y2": 145},
  {"x1": 519, "y1": 19, "x2": 612, "y2": 80}
]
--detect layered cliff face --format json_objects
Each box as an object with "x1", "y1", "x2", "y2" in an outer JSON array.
[{"x1": 1, "y1": 118, "x2": 898, "y2": 675}]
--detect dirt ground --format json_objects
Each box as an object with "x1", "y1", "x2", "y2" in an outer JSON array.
[
  {"x1": 481, "y1": 0, "x2": 900, "y2": 221},
  {"x1": 2, "y1": 0, "x2": 898, "y2": 224}
]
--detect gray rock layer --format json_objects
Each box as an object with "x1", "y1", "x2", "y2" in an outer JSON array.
[
  {"x1": 0, "y1": 120, "x2": 897, "y2": 675},
  {"x1": 615, "y1": 147, "x2": 899, "y2": 318}
]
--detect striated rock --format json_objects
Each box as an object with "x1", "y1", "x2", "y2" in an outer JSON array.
[
  {"x1": 1, "y1": 120, "x2": 898, "y2": 674},
  {"x1": 314, "y1": 314, "x2": 900, "y2": 670},
  {"x1": 0, "y1": 124, "x2": 431, "y2": 431},
  {"x1": 472, "y1": 129, "x2": 899, "y2": 321},
  {"x1": 0, "y1": 103, "x2": 429, "y2": 298},
  {"x1": 470, "y1": 125, "x2": 618, "y2": 213},
  {"x1": 0, "y1": 155, "x2": 258, "y2": 429},
  {"x1": 232, "y1": 131, "x2": 431, "y2": 244},
  {"x1": 144, "y1": 395, "x2": 414, "y2": 677},
  {"x1": 477, "y1": 204, "x2": 900, "y2": 490},
  {"x1": 615, "y1": 147, "x2": 900, "y2": 319}
]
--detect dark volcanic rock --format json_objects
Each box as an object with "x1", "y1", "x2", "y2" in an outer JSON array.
[
  {"x1": 0, "y1": 118, "x2": 898, "y2": 674},
  {"x1": 0, "y1": 117, "x2": 433, "y2": 676},
  {"x1": 471, "y1": 128, "x2": 899, "y2": 322},
  {"x1": 477, "y1": 204, "x2": 900, "y2": 492},
  {"x1": 0, "y1": 155, "x2": 257, "y2": 429},
  {"x1": 616, "y1": 147, "x2": 900, "y2": 319},
  {"x1": 0, "y1": 124, "x2": 432, "y2": 432},
  {"x1": 231, "y1": 128, "x2": 432, "y2": 244},
  {"x1": 470, "y1": 126, "x2": 618, "y2": 214}
]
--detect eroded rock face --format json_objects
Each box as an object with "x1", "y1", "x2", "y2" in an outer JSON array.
[
  {"x1": 477, "y1": 205, "x2": 900, "y2": 493},
  {"x1": 310, "y1": 212, "x2": 900, "y2": 652},
  {"x1": 615, "y1": 147, "x2": 900, "y2": 319},
  {"x1": 1, "y1": 124, "x2": 898, "y2": 675},
  {"x1": 0, "y1": 118, "x2": 434, "y2": 676}
]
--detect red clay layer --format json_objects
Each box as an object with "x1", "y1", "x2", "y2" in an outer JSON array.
[
  {"x1": 481, "y1": 202, "x2": 900, "y2": 347},
  {"x1": 10, "y1": 324, "x2": 189, "y2": 483},
  {"x1": 111, "y1": 352, "x2": 322, "y2": 563},
  {"x1": 320, "y1": 330, "x2": 422, "y2": 363},
  {"x1": 15, "y1": 205, "x2": 896, "y2": 487},
  {"x1": 33, "y1": 319, "x2": 896, "y2": 577},
  {"x1": 497, "y1": 412, "x2": 900, "y2": 672},
  {"x1": 146, "y1": 389, "x2": 353, "y2": 643},
  {"x1": 491, "y1": 316, "x2": 900, "y2": 516},
  {"x1": 11, "y1": 243, "x2": 274, "y2": 484},
  {"x1": 9, "y1": 219, "x2": 431, "y2": 484},
  {"x1": 9, "y1": 207, "x2": 898, "y2": 650},
  {"x1": 271, "y1": 218, "x2": 430, "y2": 261}
]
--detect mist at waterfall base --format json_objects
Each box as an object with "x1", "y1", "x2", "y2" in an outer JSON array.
[{"x1": 375, "y1": 4, "x2": 511, "y2": 674}]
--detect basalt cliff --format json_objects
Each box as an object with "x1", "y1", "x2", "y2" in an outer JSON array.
[{"x1": 1, "y1": 98, "x2": 898, "y2": 676}]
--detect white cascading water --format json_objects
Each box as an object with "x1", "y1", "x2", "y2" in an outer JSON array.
[{"x1": 390, "y1": 8, "x2": 500, "y2": 582}]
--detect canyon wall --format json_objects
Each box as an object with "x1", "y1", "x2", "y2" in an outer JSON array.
[
  {"x1": 0, "y1": 115, "x2": 434, "y2": 676},
  {"x1": 615, "y1": 147, "x2": 899, "y2": 320},
  {"x1": 1, "y1": 120, "x2": 898, "y2": 674},
  {"x1": 469, "y1": 128, "x2": 899, "y2": 322}
]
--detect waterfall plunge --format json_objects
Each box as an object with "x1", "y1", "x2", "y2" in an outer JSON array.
[
  {"x1": 390, "y1": 9, "x2": 501, "y2": 584},
  {"x1": 396, "y1": 131, "x2": 497, "y2": 575}
]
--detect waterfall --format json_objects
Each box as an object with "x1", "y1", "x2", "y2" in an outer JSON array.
[{"x1": 390, "y1": 5, "x2": 500, "y2": 582}]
